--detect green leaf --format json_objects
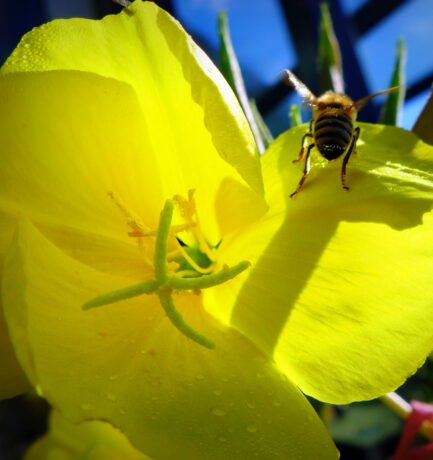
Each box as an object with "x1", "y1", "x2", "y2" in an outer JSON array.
[
  {"x1": 289, "y1": 104, "x2": 303, "y2": 127},
  {"x1": 380, "y1": 38, "x2": 406, "y2": 126},
  {"x1": 318, "y1": 2, "x2": 344, "y2": 93},
  {"x1": 249, "y1": 99, "x2": 273, "y2": 148},
  {"x1": 413, "y1": 89, "x2": 433, "y2": 145},
  {"x1": 218, "y1": 11, "x2": 266, "y2": 153}
]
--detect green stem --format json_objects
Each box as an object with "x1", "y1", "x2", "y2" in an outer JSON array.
[
  {"x1": 379, "y1": 392, "x2": 411, "y2": 419},
  {"x1": 170, "y1": 261, "x2": 250, "y2": 290},
  {"x1": 82, "y1": 279, "x2": 159, "y2": 310},
  {"x1": 157, "y1": 291, "x2": 215, "y2": 349}
]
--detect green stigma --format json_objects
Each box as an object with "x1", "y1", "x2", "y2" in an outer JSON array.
[{"x1": 82, "y1": 198, "x2": 250, "y2": 349}]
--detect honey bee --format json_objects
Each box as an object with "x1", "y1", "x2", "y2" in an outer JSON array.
[{"x1": 283, "y1": 69, "x2": 401, "y2": 197}]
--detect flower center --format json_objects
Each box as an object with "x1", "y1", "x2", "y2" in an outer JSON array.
[{"x1": 82, "y1": 192, "x2": 250, "y2": 349}]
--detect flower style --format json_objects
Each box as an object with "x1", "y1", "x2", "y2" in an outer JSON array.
[{"x1": 1, "y1": 1, "x2": 433, "y2": 458}]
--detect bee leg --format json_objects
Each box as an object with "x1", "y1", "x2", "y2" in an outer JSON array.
[
  {"x1": 341, "y1": 127, "x2": 360, "y2": 191},
  {"x1": 293, "y1": 128, "x2": 313, "y2": 163},
  {"x1": 290, "y1": 143, "x2": 314, "y2": 198}
]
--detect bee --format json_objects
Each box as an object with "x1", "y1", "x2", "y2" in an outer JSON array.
[{"x1": 283, "y1": 69, "x2": 401, "y2": 197}]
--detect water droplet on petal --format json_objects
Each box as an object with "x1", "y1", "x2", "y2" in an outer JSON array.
[
  {"x1": 246, "y1": 424, "x2": 258, "y2": 433},
  {"x1": 211, "y1": 407, "x2": 226, "y2": 417},
  {"x1": 106, "y1": 393, "x2": 117, "y2": 402}
]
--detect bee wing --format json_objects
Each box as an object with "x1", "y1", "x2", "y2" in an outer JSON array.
[
  {"x1": 352, "y1": 86, "x2": 404, "y2": 110},
  {"x1": 282, "y1": 69, "x2": 318, "y2": 106}
]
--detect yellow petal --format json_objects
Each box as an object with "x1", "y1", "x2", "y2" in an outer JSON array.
[
  {"x1": 0, "y1": 70, "x2": 162, "y2": 263},
  {"x1": 2, "y1": 2, "x2": 263, "y2": 220},
  {"x1": 3, "y1": 219, "x2": 338, "y2": 460},
  {"x1": 207, "y1": 123, "x2": 433, "y2": 404},
  {"x1": 25, "y1": 410, "x2": 150, "y2": 460},
  {"x1": 0, "y1": 295, "x2": 30, "y2": 398},
  {"x1": 0, "y1": 210, "x2": 30, "y2": 397}
]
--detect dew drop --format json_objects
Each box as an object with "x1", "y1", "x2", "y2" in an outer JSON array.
[
  {"x1": 246, "y1": 424, "x2": 258, "y2": 433},
  {"x1": 211, "y1": 407, "x2": 226, "y2": 417},
  {"x1": 247, "y1": 403, "x2": 255, "y2": 409},
  {"x1": 106, "y1": 392, "x2": 117, "y2": 402}
]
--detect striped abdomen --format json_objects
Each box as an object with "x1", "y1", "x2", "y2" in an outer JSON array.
[{"x1": 314, "y1": 111, "x2": 354, "y2": 160}]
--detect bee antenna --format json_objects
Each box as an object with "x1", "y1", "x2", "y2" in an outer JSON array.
[{"x1": 353, "y1": 86, "x2": 404, "y2": 110}]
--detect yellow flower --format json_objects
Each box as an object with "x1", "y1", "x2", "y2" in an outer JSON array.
[
  {"x1": 0, "y1": 2, "x2": 337, "y2": 458},
  {"x1": 2, "y1": 1, "x2": 433, "y2": 458}
]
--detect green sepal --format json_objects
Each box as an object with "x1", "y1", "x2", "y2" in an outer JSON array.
[
  {"x1": 318, "y1": 2, "x2": 344, "y2": 93},
  {"x1": 249, "y1": 99, "x2": 274, "y2": 149},
  {"x1": 217, "y1": 11, "x2": 266, "y2": 153},
  {"x1": 290, "y1": 104, "x2": 303, "y2": 127},
  {"x1": 380, "y1": 38, "x2": 406, "y2": 126}
]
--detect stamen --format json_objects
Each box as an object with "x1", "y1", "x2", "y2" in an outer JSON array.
[
  {"x1": 175, "y1": 242, "x2": 214, "y2": 274},
  {"x1": 170, "y1": 261, "x2": 250, "y2": 290},
  {"x1": 108, "y1": 191, "x2": 148, "y2": 237},
  {"x1": 173, "y1": 190, "x2": 216, "y2": 263}
]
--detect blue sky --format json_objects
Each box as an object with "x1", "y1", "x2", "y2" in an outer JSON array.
[{"x1": 174, "y1": 0, "x2": 432, "y2": 133}]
